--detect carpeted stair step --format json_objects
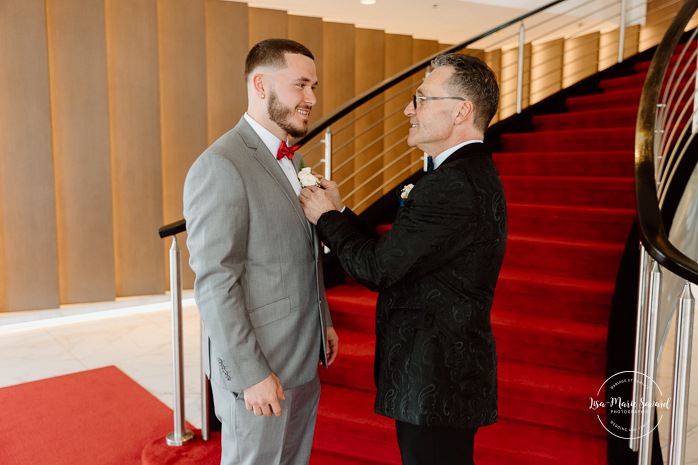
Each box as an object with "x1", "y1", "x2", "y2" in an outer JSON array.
[
  {"x1": 599, "y1": 72, "x2": 648, "y2": 92},
  {"x1": 328, "y1": 265, "x2": 616, "y2": 327},
  {"x1": 319, "y1": 329, "x2": 375, "y2": 392},
  {"x1": 566, "y1": 83, "x2": 692, "y2": 112},
  {"x1": 494, "y1": 150, "x2": 633, "y2": 177},
  {"x1": 565, "y1": 88, "x2": 642, "y2": 111},
  {"x1": 314, "y1": 384, "x2": 399, "y2": 464},
  {"x1": 494, "y1": 268, "x2": 613, "y2": 324},
  {"x1": 323, "y1": 310, "x2": 607, "y2": 388},
  {"x1": 506, "y1": 203, "x2": 635, "y2": 243},
  {"x1": 498, "y1": 359, "x2": 605, "y2": 437},
  {"x1": 310, "y1": 448, "x2": 397, "y2": 465},
  {"x1": 532, "y1": 107, "x2": 639, "y2": 130},
  {"x1": 634, "y1": 49, "x2": 696, "y2": 73},
  {"x1": 599, "y1": 70, "x2": 694, "y2": 92},
  {"x1": 317, "y1": 383, "x2": 606, "y2": 465},
  {"x1": 477, "y1": 418, "x2": 606, "y2": 465},
  {"x1": 328, "y1": 266, "x2": 616, "y2": 327},
  {"x1": 326, "y1": 281, "x2": 378, "y2": 334},
  {"x1": 503, "y1": 234, "x2": 625, "y2": 281},
  {"x1": 492, "y1": 308, "x2": 606, "y2": 374},
  {"x1": 500, "y1": 175, "x2": 634, "y2": 208},
  {"x1": 500, "y1": 126, "x2": 635, "y2": 152}
]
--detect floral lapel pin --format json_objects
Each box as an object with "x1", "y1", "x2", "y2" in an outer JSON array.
[
  {"x1": 298, "y1": 166, "x2": 320, "y2": 188},
  {"x1": 399, "y1": 183, "x2": 414, "y2": 208}
]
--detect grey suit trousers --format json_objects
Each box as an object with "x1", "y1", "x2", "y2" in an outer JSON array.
[{"x1": 211, "y1": 374, "x2": 321, "y2": 465}]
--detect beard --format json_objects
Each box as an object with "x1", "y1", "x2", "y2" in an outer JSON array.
[{"x1": 267, "y1": 89, "x2": 308, "y2": 138}]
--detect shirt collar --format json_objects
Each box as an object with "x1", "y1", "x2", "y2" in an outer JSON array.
[
  {"x1": 431, "y1": 139, "x2": 483, "y2": 170},
  {"x1": 243, "y1": 113, "x2": 283, "y2": 158}
]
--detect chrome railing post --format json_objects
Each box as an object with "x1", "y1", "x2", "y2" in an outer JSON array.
[
  {"x1": 166, "y1": 235, "x2": 194, "y2": 446},
  {"x1": 516, "y1": 21, "x2": 525, "y2": 114},
  {"x1": 323, "y1": 127, "x2": 332, "y2": 181},
  {"x1": 668, "y1": 282, "x2": 695, "y2": 465},
  {"x1": 630, "y1": 246, "x2": 651, "y2": 451},
  {"x1": 638, "y1": 260, "x2": 662, "y2": 465},
  {"x1": 618, "y1": 0, "x2": 627, "y2": 63}
]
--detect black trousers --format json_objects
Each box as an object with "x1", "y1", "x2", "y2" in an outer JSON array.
[{"x1": 395, "y1": 420, "x2": 478, "y2": 465}]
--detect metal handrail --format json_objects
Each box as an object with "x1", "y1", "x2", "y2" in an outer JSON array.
[
  {"x1": 635, "y1": 0, "x2": 698, "y2": 282},
  {"x1": 293, "y1": 0, "x2": 570, "y2": 146},
  {"x1": 632, "y1": 1, "x2": 698, "y2": 463},
  {"x1": 298, "y1": 0, "x2": 668, "y2": 212}
]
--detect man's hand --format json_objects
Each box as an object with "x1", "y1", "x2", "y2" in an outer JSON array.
[
  {"x1": 243, "y1": 373, "x2": 285, "y2": 416},
  {"x1": 324, "y1": 326, "x2": 339, "y2": 366},
  {"x1": 299, "y1": 177, "x2": 344, "y2": 224}
]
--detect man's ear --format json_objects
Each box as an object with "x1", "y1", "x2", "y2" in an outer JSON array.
[
  {"x1": 454, "y1": 100, "x2": 474, "y2": 124},
  {"x1": 252, "y1": 73, "x2": 266, "y2": 99}
]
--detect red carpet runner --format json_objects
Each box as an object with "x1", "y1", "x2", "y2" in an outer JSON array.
[
  {"x1": 0, "y1": 366, "x2": 177, "y2": 465},
  {"x1": 311, "y1": 62, "x2": 657, "y2": 464}
]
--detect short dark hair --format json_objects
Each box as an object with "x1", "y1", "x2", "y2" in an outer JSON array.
[
  {"x1": 431, "y1": 53, "x2": 499, "y2": 133},
  {"x1": 244, "y1": 38, "x2": 315, "y2": 82}
]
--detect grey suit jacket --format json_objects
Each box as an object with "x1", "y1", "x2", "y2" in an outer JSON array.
[{"x1": 183, "y1": 117, "x2": 331, "y2": 393}]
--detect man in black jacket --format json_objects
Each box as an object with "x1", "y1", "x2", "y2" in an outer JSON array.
[{"x1": 299, "y1": 53, "x2": 506, "y2": 465}]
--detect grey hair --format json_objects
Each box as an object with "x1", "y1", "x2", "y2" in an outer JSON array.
[{"x1": 431, "y1": 53, "x2": 499, "y2": 132}]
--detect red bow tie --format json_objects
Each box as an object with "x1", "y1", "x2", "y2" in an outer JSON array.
[{"x1": 277, "y1": 141, "x2": 300, "y2": 160}]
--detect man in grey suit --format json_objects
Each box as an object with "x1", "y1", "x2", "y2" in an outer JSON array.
[{"x1": 183, "y1": 38, "x2": 338, "y2": 465}]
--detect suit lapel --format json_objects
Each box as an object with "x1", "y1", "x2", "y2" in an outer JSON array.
[{"x1": 236, "y1": 119, "x2": 312, "y2": 243}]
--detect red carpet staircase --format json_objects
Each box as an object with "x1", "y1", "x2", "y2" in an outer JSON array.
[{"x1": 308, "y1": 62, "x2": 656, "y2": 464}]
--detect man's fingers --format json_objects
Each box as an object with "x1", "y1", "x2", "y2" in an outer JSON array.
[{"x1": 270, "y1": 400, "x2": 283, "y2": 417}]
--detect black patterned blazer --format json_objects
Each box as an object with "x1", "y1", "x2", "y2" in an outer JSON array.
[{"x1": 316, "y1": 142, "x2": 507, "y2": 429}]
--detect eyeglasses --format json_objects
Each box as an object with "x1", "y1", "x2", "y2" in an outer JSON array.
[{"x1": 412, "y1": 94, "x2": 466, "y2": 109}]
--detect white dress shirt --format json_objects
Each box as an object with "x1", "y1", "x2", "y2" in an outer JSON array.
[
  {"x1": 430, "y1": 139, "x2": 483, "y2": 170},
  {"x1": 244, "y1": 113, "x2": 303, "y2": 195}
]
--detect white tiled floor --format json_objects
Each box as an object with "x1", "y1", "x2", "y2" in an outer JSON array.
[
  {"x1": 1, "y1": 292, "x2": 697, "y2": 462},
  {"x1": 0, "y1": 292, "x2": 205, "y2": 430}
]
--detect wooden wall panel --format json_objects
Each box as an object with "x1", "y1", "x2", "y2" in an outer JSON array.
[
  {"x1": 323, "y1": 22, "x2": 356, "y2": 200},
  {"x1": 249, "y1": 8, "x2": 288, "y2": 47},
  {"x1": 351, "y1": 28, "x2": 386, "y2": 213},
  {"x1": 205, "y1": 0, "x2": 248, "y2": 144},
  {"x1": 383, "y1": 34, "x2": 413, "y2": 195},
  {"x1": 46, "y1": 0, "x2": 115, "y2": 304},
  {"x1": 106, "y1": 0, "x2": 165, "y2": 297},
  {"x1": 499, "y1": 44, "x2": 531, "y2": 119},
  {"x1": 530, "y1": 38, "x2": 563, "y2": 105},
  {"x1": 563, "y1": 32, "x2": 600, "y2": 88},
  {"x1": 158, "y1": 0, "x2": 208, "y2": 289},
  {"x1": 413, "y1": 39, "x2": 441, "y2": 63},
  {"x1": 409, "y1": 39, "x2": 441, "y2": 169},
  {"x1": 641, "y1": 0, "x2": 680, "y2": 50},
  {"x1": 0, "y1": 0, "x2": 60, "y2": 311},
  {"x1": 289, "y1": 15, "x2": 324, "y2": 120},
  {"x1": 599, "y1": 24, "x2": 640, "y2": 70},
  {"x1": 288, "y1": 15, "x2": 326, "y2": 172}
]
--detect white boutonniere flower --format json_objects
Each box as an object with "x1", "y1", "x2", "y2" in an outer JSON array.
[
  {"x1": 298, "y1": 167, "x2": 320, "y2": 188},
  {"x1": 399, "y1": 183, "x2": 414, "y2": 208}
]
